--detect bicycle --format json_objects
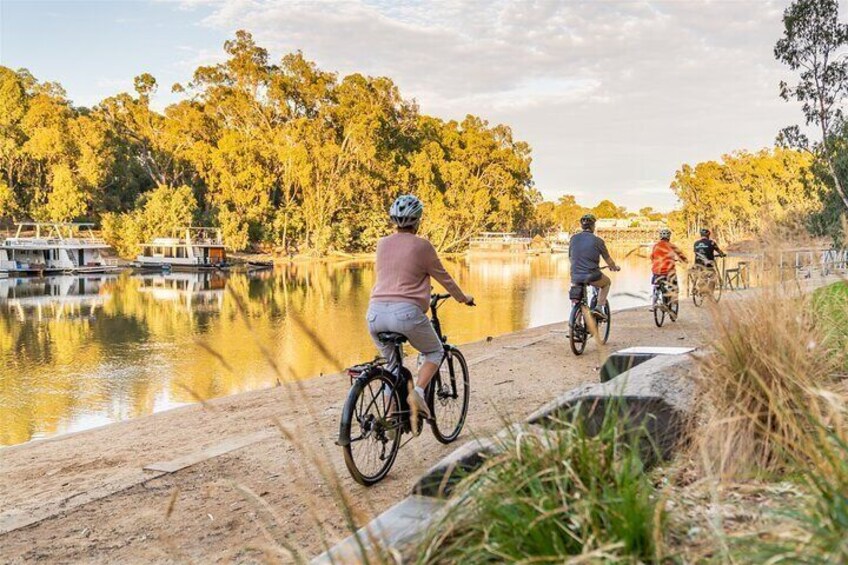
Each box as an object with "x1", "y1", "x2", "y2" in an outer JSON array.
[
  {"x1": 652, "y1": 275, "x2": 679, "y2": 327},
  {"x1": 689, "y1": 256, "x2": 725, "y2": 307},
  {"x1": 338, "y1": 293, "x2": 471, "y2": 486},
  {"x1": 568, "y1": 274, "x2": 611, "y2": 356}
]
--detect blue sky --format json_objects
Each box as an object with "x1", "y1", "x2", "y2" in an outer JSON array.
[
  {"x1": 0, "y1": 0, "x2": 808, "y2": 211},
  {"x1": 0, "y1": 1, "x2": 225, "y2": 107}
]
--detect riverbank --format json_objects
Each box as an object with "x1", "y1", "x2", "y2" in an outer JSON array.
[{"x1": 0, "y1": 303, "x2": 711, "y2": 562}]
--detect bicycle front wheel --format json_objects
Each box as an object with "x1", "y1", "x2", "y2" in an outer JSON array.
[
  {"x1": 692, "y1": 274, "x2": 704, "y2": 308},
  {"x1": 654, "y1": 298, "x2": 666, "y2": 327},
  {"x1": 340, "y1": 371, "x2": 401, "y2": 486},
  {"x1": 569, "y1": 304, "x2": 587, "y2": 355},
  {"x1": 597, "y1": 302, "x2": 611, "y2": 344},
  {"x1": 428, "y1": 349, "x2": 470, "y2": 444},
  {"x1": 712, "y1": 272, "x2": 723, "y2": 303}
]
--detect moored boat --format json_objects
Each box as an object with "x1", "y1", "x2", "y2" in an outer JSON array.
[
  {"x1": 0, "y1": 223, "x2": 120, "y2": 276},
  {"x1": 467, "y1": 232, "x2": 532, "y2": 255},
  {"x1": 134, "y1": 227, "x2": 228, "y2": 271}
]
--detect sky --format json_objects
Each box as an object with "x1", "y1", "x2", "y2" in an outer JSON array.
[{"x1": 0, "y1": 0, "x2": 813, "y2": 211}]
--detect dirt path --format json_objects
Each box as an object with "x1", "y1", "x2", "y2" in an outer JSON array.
[{"x1": 0, "y1": 303, "x2": 710, "y2": 563}]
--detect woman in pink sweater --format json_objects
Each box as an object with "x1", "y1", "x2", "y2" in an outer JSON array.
[{"x1": 368, "y1": 195, "x2": 474, "y2": 421}]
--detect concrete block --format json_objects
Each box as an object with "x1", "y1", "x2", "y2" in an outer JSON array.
[
  {"x1": 411, "y1": 436, "x2": 502, "y2": 498},
  {"x1": 600, "y1": 346, "x2": 695, "y2": 382},
  {"x1": 311, "y1": 496, "x2": 446, "y2": 565},
  {"x1": 526, "y1": 353, "x2": 698, "y2": 464},
  {"x1": 143, "y1": 430, "x2": 276, "y2": 473}
]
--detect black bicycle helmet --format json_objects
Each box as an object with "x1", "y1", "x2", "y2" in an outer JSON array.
[
  {"x1": 580, "y1": 214, "x2": 596, "y2": 230},
  {"x1": 700, "y1": 228, "x2": 711, "y2": 237}
]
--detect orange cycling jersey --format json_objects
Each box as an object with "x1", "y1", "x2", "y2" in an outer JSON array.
[{"x1": 651, "y1": 240, "x2": 687, "y2": 275}]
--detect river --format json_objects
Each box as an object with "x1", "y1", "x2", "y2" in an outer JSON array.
[{"x1": 0, "y1": 251, "x2": 659, "y2": 446}]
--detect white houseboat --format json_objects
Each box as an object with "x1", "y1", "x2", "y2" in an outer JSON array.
[
  {"x1": 468, "y1": 232, "x2": 532, "y2": 255},
  {"x1": 0, "y1": 223, "x2": 119, "y2": 276},
  {"x1": 135, "y1": 227, "x2": 228, "y2": 271}
]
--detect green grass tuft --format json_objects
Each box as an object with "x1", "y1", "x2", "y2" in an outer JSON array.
[{"x1": 415, "y1": 408, "x2": 662, "y2": 564}]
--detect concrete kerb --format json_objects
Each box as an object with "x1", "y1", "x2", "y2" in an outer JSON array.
[
  {"x1": 310, "y1": 350, "x2": 700, "y2": 564},
  {"x1": 311, "y1": 496, "x2": 449, "y2": 565}
]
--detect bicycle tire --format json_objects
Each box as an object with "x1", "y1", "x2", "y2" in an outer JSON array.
[
  {"x1": 712, "y1": 274, "x2": 723, "y2": 303},
  {"x1": 654, "y1": 293, "x2": 666, "y2": 327},
  {"x1": 569, "y1": 304, "x2": 587, "y2": 355},
  {"x1": 597, "y1": 302, "x2": 611, "y2": 344},
  {"x1": 428, "y1": 349, "x2": 470, "y2": 444},
  {"x1": 692, "y1": 275, "x2": 704, "y2": 308},
  {"x1": 340, "y1": 371, "x2": 401, "y2": 486}
]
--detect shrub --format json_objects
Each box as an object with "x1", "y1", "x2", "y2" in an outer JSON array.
[{"x1": 416, "y1": 409, "x2": 662, "y2": 564}]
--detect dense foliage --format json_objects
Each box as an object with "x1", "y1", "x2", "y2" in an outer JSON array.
[
  {"x1": 0, "y1": 31, "x2": 534, "y2": 255},
  {"x1": 670, "y1": 148, "x2": 820, "y2": 241},
  {"x1": 775, "y1": 0, "x2": 848, "y2": 242}
]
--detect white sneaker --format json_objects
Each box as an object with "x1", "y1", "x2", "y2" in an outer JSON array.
[{"x1": 410, "y1": 388, "x2": 431, "y2": 421}]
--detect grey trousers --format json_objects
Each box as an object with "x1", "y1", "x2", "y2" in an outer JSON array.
[{"x1": 366, "y1": 302, "x2": 444, "y2": 370}]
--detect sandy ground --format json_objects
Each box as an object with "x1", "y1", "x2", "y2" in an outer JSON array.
[{"x1": 0, "y1": 302, "x2": 711, "y2": 563}]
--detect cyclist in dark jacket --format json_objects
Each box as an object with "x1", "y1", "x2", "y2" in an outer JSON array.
[
  {"x1": 569, "y1": 214, "x2": 620, "y2": 318},
  {"x1": 693, "y1": 228, "x2": 725, "y2": 268},
  {"x1": 693, "y1": 228, "x2": 726, "y2": 294}
]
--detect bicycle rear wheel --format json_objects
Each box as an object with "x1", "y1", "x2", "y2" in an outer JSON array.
[
  {"x1": 428, "y1": 349, "x2": 470, "y2": 444},
  {"x1": 569, "y1": 304, "x2": 587, "y2": 355},
  {"x1": 340, "y1": 371, "x2": 401, "y2": 486}
]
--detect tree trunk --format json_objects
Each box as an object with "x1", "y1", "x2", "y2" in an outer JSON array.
[{"x1": 824, "y1": 155, "x2": 848, "y2": 211}]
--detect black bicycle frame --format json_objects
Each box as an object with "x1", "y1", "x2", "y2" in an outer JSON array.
[
  {"x1": 429, "y1": 295, "x2": 460, "y2": 401},
  {"x1": 338, "y1": 295, "x2": 459, "y2": 447}
]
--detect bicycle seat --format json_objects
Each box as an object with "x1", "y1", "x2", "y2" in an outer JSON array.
[{"x1": 377, "y1": 332, "x2": 408, "y2": 345}]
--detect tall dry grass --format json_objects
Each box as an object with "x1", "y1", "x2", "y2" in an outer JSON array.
[
  {"x1": 687, "y1": 275, "x2": 848, "y2": 561},
  {"x1": 692, "y1": 284, "x2": 845, "y2": 478}
]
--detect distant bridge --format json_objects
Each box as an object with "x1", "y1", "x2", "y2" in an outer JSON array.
[{"x1": 595, "y1": 226, "x2": 659, "y2": 245}]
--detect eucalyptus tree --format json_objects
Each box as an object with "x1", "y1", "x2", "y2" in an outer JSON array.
[
  {"x1": 775, "y1": 0, "x2": 848, "y2": 212},
  {"x1": 0, "y1": 66, "x2": 115, "y2": 222}
]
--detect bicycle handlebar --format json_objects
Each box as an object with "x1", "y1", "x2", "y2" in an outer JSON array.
[{"x1": 430, "y1": 293, "x2": 475, "y2": 307}]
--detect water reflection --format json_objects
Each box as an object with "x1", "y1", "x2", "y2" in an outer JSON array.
[{"x1": 0, "y1": 253, "x2": 655, "y2": 446}]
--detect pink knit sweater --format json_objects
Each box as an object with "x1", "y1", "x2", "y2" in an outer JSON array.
[{"x1": 370, "y1": 232, "x2": 469, "y2": 311}]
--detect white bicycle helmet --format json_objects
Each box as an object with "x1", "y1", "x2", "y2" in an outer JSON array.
[
  {"x1": 389, "y1": 194, "x2": 423, "y2": 228},
  {"x1": 659, "y1": 228, "x2": 672, "y2": 240}
]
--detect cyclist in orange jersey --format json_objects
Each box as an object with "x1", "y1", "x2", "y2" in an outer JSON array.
[{"x1": 650, "y1": 228, "x2": 687, "y2": 311}]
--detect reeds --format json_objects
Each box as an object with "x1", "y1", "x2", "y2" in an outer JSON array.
[{"x1": 415, "y1": 408, "x2": 662, "y2": 564}]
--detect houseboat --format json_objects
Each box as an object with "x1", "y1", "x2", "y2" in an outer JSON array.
[
  {"x1": 467, "y1": 232, "x2": 532, "y2": 255},
  {"x1": 0, "y1": 223, "x2": 119, "y2": 276},
  {"x1": 135, "y1": 227, "x2": 228, "y2": 271},
  {"x1": 549, "y1": 231, "x2": 571, "y2": 254}
]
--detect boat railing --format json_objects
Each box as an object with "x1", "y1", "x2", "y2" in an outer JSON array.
[
  {"x1": 468, "y1": 235, "x2": 532, "y2": 246},
  {"x1": 3, "y1": 236, "x2": 108, "y2": 247}
]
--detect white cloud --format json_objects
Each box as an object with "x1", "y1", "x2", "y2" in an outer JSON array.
[{"x1": 170, "y1": 0, "x2": 803, "y2": 210}]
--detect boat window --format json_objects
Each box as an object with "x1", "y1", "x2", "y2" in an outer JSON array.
[{"x1": 165, "y1": 247, "x2": 173, "y2": 258}]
